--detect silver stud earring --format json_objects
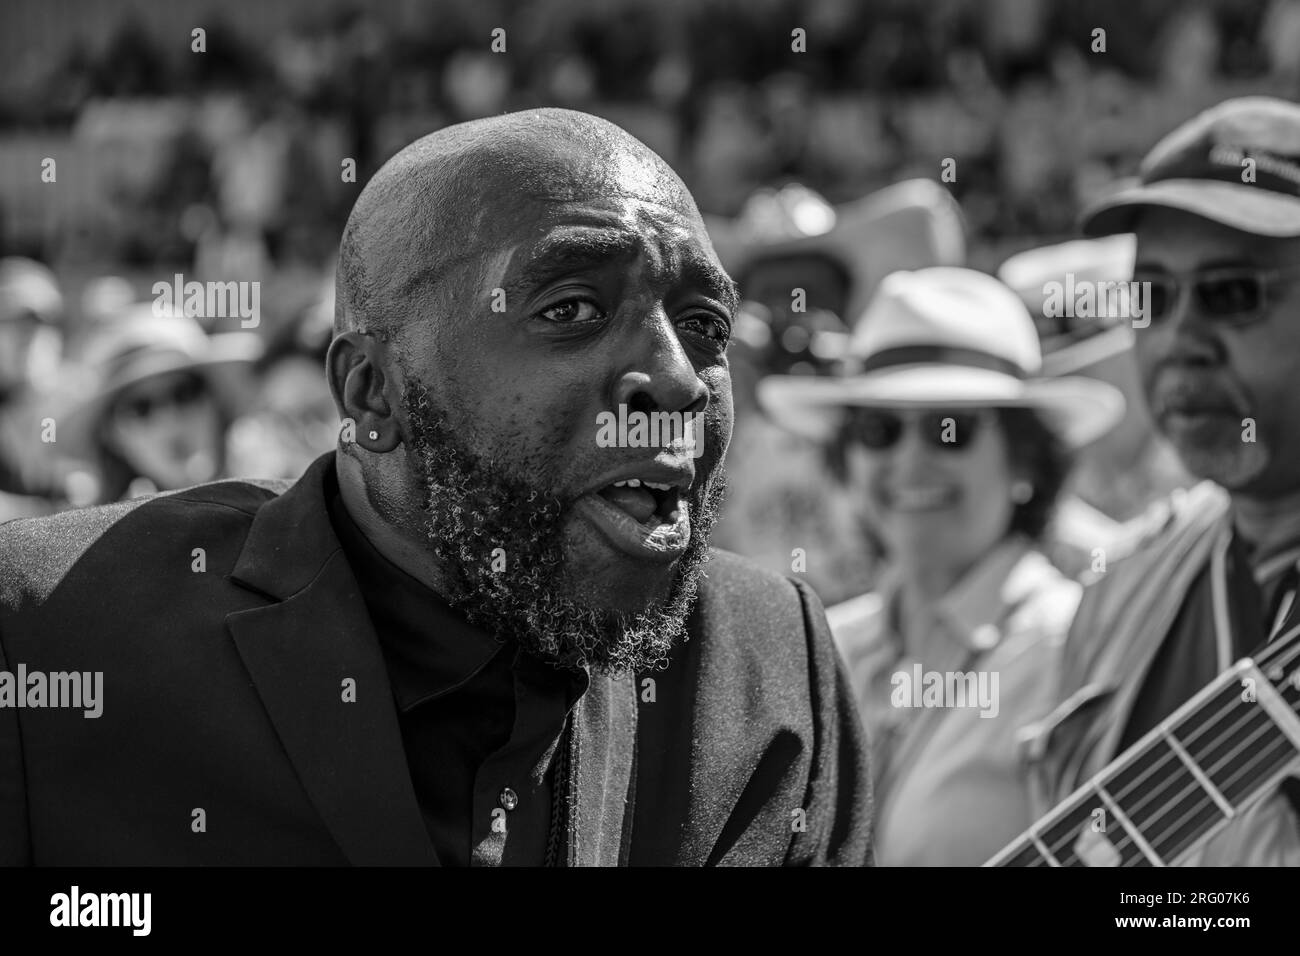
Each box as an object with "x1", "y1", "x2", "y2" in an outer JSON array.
[{"x1": 368, "y1": 430, "x2": 379, "y2": 441}]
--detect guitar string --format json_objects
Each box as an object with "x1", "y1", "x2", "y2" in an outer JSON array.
[
  {"x1": 1031, "y1": 641, "x2": 1300, "y2": 863},
  {"x1": 1114, "y1": 684, "x2": 1288, "y2": 824},
  {"x1": 1083, "y1": 681, "x2": 1299, "y2": 865},
  {"x1": 1000, "y1": 639, "x2": 1300, "y2": 866},
  {"x1": 1109, "y1": 643, "x2": 1300, "y2": 863},
  {"x1": 1053, "y1": 715, "x2": 1289, "y2": 865},
  {"x1": 1037, "y1": 690, "x2": 1282, "y2": 861},
  {"x1": 1116, "y1": 721, "x2": 1297, "y2": 865}
]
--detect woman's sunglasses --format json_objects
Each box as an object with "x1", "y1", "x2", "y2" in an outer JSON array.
[
  {"x1": 1132, "y1": 265, "x2": 1300, "y2": 326},
  {"x1": 113, "y1": 374, "x2": 207, "y2": 421},
  {"x1": 842, "y1": 408, "x2": 987, "y2": 452}
]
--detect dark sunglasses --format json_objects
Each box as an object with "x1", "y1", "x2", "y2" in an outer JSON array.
[
  {"x1": 1132, "y1": 265, "x2": 1300, "y2": 325},
  {"x1": 842, "y1": 408, "x2": 986, "y2": 452},
  {"x1": 113, "y1": 374, "x2": 207, "y2": 420}
]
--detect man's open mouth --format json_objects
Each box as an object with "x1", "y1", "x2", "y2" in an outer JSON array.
[{"x1": 572, "y1": 472, "x2": 694, "y2": 562}]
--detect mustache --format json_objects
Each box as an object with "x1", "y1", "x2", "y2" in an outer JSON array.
[{"x1": 1149, "y1": 367, "x2": 1250, "y2": 416}]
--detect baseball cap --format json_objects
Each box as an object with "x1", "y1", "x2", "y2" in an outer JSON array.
[{"x1": 1081, "y1": 97, "x2": 1300, "y2": 238}]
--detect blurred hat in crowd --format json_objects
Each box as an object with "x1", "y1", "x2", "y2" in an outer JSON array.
[
  {"x1": 757, "y1": 267, "x2": 1125, "y2": 448},
  {"x1": 708, "y1": 179, "x2": 967, "y2": 329},
  {"x1": 61, "y1": 304, "x2": 262, "y2": 457},
  {"x1": 1082, "y1": 96, "x2": 1300, "y2": 237},
  {"x1": 80, "y1": 276, "x2": 137, "y2": 326},
  {"x1": 997, "y1": 234, "x2": 1137, "y2": 376},
  {"x1": 0, "y1": 257, "x2": 63, "y2": 325}
]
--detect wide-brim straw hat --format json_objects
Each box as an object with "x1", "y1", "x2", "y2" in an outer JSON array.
[
  {"x1": 757, "y1": 266, "x2": 1126, "y2": 448},
  {"x1": 60, "y1": 303, "x2": 262, "y2": 459},
  {"x1": 997, "y1": 234, "x2": 1138, "y2": 377},
  {"x1": 707, "y1": 178, "x2": 967, "y2": 326}
]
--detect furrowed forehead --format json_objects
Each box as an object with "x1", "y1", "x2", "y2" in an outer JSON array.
[{"x1": 502, "y1": 217, "x2": 738, "y2": 313}]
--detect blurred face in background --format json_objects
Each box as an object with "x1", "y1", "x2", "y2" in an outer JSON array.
[
  {"x1": 260, "y1": 355, "x2": 337, "y2": 450},
  {"x1": 227, "y1": 354, "x2": 338, "y2": 479},
  {"x1": 741, "y1": 253, "x2": 851, "y2": 325},
  {"x1": 104, "y1": 370, "x2": 224, "y2": 490},
  {"x1": 842, "y1": 406, "x2": 1016, "y2": 578},
  {"x1": 0, "y1": 314, "x2": 56, "y2": 399}
]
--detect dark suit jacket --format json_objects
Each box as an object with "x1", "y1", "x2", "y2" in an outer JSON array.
[{"x1": 0, "y1": 454, "x2": 872, "y2": 866}]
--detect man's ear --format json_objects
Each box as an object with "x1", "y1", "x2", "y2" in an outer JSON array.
[{"x1": 327, "y1": 331, "x2": 402, "y2": 452}]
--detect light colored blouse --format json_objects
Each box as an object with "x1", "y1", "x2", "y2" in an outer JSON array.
[{"x1": 828, "y1": 537, "x2": 1082, "y2": 866}]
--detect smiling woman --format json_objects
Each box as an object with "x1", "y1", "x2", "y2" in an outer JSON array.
[
  {"x1": 759, "y1": 266, "x2": 1125, "y2": 865},
  {"x1": 60, "y1": 305, "x2": 262, "y2": 504}
]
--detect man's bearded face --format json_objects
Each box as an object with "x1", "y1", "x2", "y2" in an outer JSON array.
[{"x1": 402, "y1": 380, "x2": 726, "y2": 676}]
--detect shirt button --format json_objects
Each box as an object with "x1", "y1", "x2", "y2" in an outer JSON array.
[{"x1": 499, "y1": 787, "x2": 518, "y2": 811}]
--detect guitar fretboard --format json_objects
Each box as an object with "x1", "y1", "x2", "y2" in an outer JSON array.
[{"x1": 987, "y1": 624, "x2": 1300, "y2": 866}]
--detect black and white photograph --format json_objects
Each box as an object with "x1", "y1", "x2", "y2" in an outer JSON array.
[{"x1": 0, "y1": 0, "x2": 1295, "y2": 937}]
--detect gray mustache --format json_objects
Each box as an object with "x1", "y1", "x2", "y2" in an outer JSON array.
[{"x1": 1151, "y1": 374, "x2": 1246, "y2": 416}]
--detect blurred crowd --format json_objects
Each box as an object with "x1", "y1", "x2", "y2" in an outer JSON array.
[
  {"x1": 1, "y1": 0, "x2": 1291, "y2": 602},
  {"x1": 0, "y1": 257, "x2": 335, "y2": 515},
  {"x1": 10, "y1": 0, "x2": 1300, "y2": 870},
  {"x1": 7, "y1": 0, "x2": 1300, "y2": 261}
]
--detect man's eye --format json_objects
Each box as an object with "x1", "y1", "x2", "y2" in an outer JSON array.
[
  {"x1": 537, "y1": 299, "x2": 604, "y2": 323},
  {"x1": 680, "y1": 313, "x2": 731, "y2": 345}
]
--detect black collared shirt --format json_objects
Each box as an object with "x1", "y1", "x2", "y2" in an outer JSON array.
[{"x1": 327, "y1": 490, "x2": 588, "y2": 866}]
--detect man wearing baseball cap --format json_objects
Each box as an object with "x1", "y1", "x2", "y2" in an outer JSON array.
[{"x1": 1020, "y1": 97, "x2": 1300, "y2": 866}]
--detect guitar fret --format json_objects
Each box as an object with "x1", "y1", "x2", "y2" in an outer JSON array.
[
  {"x1": 1210, "y1": 729, "x2": 1297, "y2": 805},
  {"x1": 1161, "y1": 727, "x2": 1234, "y2": 818},
  {"x1": 1175, "y1": 676, "x2": 1300, "y2": 805},
  {"x1": 1143, "y1": 781, "x2": 1230, "y2": 863},
  {"x1": 1038, "y1": 786, "x2": 1147, "y2": 867},
  {"x1": 1103, "y1": 724, "x2": 1231, "y2": 864},
  {"x1": 1171, "y1": 681, "x2": 1251, "y2": 751},
  {"x1": 1251, "y1": 659, "x2": 1300, "y2": 748},
  {"x1": 988, "y1": 631, "x2": 1300, "y2": 865},
  {"x1": 1105, "y1": 735, "x2": 1220, "y2": 852},
  {"x1": 1106, "y1": 739, "x2": 1186, "y2": 823},
  {"x1": 986, "y1": 832, "x2": 1055, "y2": 867},
  {"x1": 1096, "y1": 786, "x2": 1164, "y2": 866},
  {"x1": 1028, "y1": 832, "x2": 1059, "y2": 867}
]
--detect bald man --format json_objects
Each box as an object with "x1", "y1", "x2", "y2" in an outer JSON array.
[{"x1": 0, "y1": 109, "x2": 873, "y2": 866}]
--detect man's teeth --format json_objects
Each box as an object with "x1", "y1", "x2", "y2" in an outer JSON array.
[{"x1": 611, "y1": 479, "x2": 674, "y2": 491}]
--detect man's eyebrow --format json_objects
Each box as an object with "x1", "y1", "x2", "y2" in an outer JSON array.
[
  {"x1": 503, "y1": 230, "x2": 641, "y2": 300},
  {"x1": 681, "y1": 254, "x2": 740, "y2": 315},
  {"x1": 503, "y1": 228, "x2": 740, "y2": 314}
]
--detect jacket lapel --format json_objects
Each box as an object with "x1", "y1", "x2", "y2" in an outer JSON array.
[{"x1": 225, "y1": 455, "x2": 437, "y2": 866}]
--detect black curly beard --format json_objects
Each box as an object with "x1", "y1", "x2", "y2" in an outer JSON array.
[{"x1": 402, "y1": 380, "x2": 726, "y2": 677}]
